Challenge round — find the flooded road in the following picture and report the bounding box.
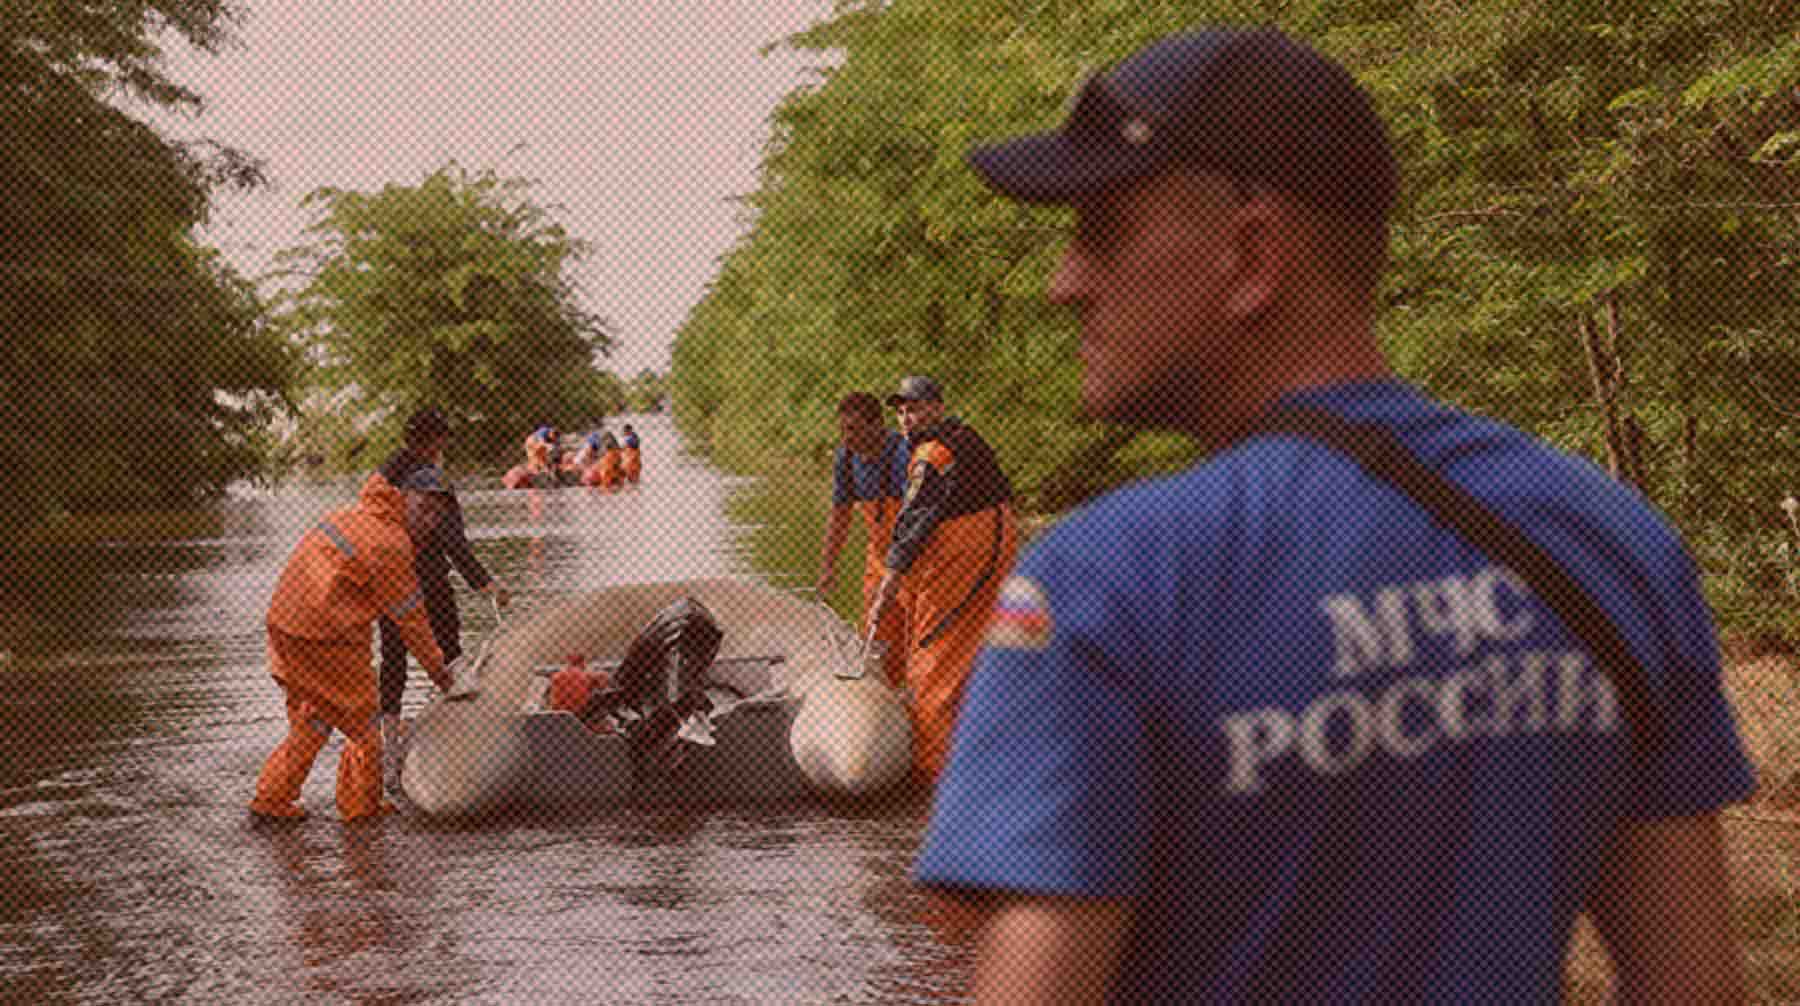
[0,414,974,1004]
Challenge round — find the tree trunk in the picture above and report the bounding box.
[1579,293,1650,493]
[923,300,945,352]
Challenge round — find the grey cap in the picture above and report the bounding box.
[886,375,943,407]
[401,465,455,495]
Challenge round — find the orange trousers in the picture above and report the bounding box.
[252,692,386,820]
[621,447,642,483]
[902,504,1019,785]
[252,632,387,821]
[583,450,624,489]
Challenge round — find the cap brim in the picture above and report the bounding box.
[967,132,1165,204]
[885,394,913,407]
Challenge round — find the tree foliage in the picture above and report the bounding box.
[272,163,616,468]
[670,0,1800,638]
[625,369,668,413]
[1,0,294,537]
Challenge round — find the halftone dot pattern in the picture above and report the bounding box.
[5,4,1795,1005]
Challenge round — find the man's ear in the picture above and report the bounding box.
[1224,199,1283,319]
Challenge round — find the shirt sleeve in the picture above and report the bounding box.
[830,447,855,507]
[439,496,492,592]
[885,444,952,575]
[915,541,1151,899]
[1621,544,1756,819]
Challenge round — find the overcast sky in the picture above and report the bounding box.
[154,1,838,376]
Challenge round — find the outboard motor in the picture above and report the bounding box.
[586,596,725,765]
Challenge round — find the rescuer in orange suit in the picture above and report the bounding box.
[620,424,643,483]
[864,376,1020,784]
[585,429,625,489]
[249,466,456,822]
[815,391,912,686]
[524,426,560,478]
[600,432,625,489]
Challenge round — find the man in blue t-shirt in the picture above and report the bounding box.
[915,26,1753,1004]
[817,391,913,685]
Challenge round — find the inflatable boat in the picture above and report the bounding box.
[398,578,911,818]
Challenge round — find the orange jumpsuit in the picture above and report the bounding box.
[621,446,642,483]
[523,430,557,476]
[251,472,446,821]
[598,447,624,489]
[887,421,1019,784]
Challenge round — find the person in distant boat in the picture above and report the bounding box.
[864,376,1019,785]
[250,464,457,822]
[523,425,560,478]
[374,409,510,786]
[620,424,643,483]
[576,427,614,467]
[816,391,912,686]
[580,428,625,489]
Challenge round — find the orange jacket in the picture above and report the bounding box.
[524,432,556,473]
[266,472,445,714]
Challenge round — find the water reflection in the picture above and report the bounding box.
[0,414,974,1004]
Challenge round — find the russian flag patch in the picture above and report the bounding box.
[986,576,1054,651]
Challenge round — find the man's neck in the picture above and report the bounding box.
[1183,310,1391,450]
[853,434,888,461]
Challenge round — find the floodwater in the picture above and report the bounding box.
[0,414,974,1004]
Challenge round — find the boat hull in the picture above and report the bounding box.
[400,578,855,817]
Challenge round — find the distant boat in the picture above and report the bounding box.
[399,578,913,817]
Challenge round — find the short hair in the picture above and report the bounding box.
[1205,170,1389,297]
[403,408,450,448]
[837,392,882,424]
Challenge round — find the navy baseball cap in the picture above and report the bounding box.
[886,375,944,407]
[967,28,1396,222]
[402,465,455,495]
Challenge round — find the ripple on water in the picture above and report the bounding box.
[4,416,977,1005]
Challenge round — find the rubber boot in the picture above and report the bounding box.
[337,719,393,822]
[251,701,330,820]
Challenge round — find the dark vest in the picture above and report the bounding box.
[913,420,1012,519]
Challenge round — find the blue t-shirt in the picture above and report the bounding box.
[831,430,909,507]
[916,380,1753,1004]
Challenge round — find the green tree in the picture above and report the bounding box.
[625,369,667,413]
[572,369,629,427]
[272,162,616,468]
[1358,0,1800,634]
[1,0,294,539]
[671,0,1800,638]
[670,0,1199,499]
